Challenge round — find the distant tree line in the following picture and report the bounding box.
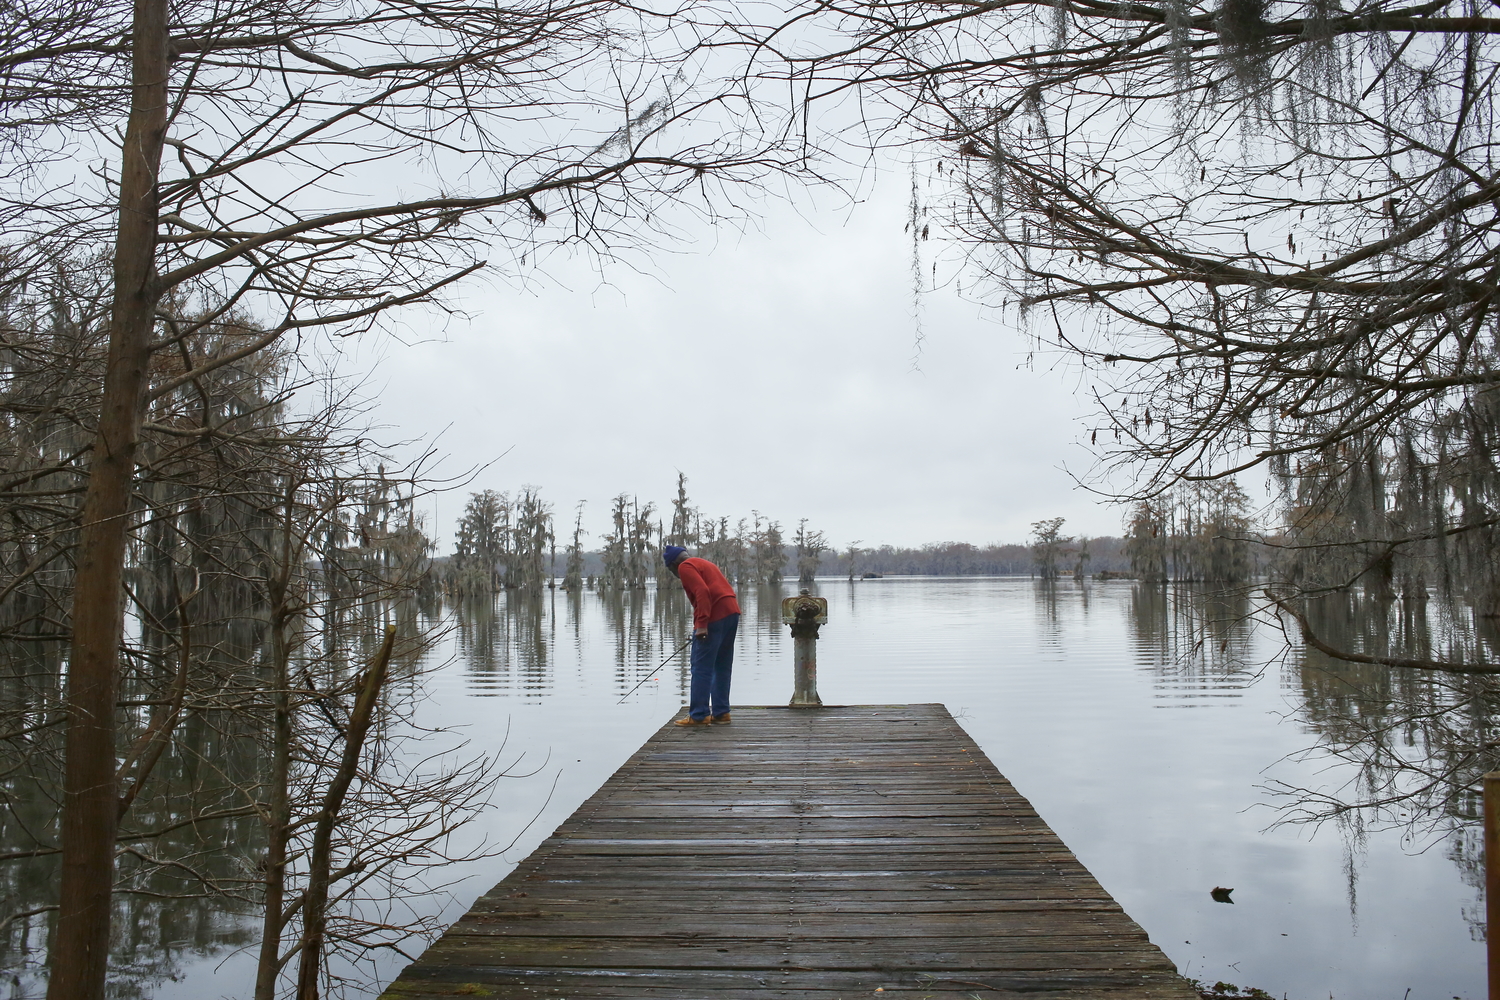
[436,475,1163,581]
[438,537,1141,581]
[437,474,824,595]
[447,474,1473,590]
[442,465,1499,596]
[854,538,1127,578]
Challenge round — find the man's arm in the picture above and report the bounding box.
[676,561,711,636]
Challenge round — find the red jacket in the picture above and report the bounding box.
[677,557,740,631]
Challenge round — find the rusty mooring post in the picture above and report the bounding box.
[781,588,827,707]
[1487,771,1500,998]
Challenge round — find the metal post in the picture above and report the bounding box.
[790,622,822,707]
[783,589,826,708]
[1487,771,1500,999]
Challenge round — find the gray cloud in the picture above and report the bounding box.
[372,171,1126,550]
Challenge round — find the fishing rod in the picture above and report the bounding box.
[617,637,693,704]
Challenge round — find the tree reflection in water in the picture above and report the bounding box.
[1255,593,1500,930]
[1,634,262,998]
[1125,583,1500,932]
[4,579,498,1000]
[1127,583,1262,703]
[601,589,653,699]
[453,584,704,706]
[458,591,551,696]
[652,586,693,703]
[13,578,1498,994]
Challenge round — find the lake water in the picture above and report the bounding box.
[10,577,1490,998]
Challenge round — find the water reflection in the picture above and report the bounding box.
[412,582,1499,999]
[457,592,551,694]
[1271,592,1500,835]
[603,589,654,697]
[740,584,788,676]
[3,580,485,1000]
[1127,584,1260,703]
[1,635,263,999]
[6,578,1496,999]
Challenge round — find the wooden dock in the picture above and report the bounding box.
[382,705,1195,999]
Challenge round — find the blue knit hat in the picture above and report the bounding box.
[663,545,687,567]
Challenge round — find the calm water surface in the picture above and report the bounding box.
[150,578,1488,998]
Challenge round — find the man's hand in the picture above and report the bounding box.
[694,628,708,640]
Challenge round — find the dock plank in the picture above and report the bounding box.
[380,705,1194,999]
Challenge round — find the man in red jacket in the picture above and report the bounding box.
[664,545,740,725]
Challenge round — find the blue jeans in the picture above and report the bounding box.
[689,613,739,720]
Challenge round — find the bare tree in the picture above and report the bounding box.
[1030,517,1072,580]
[511,487,554,591]
[1072,537,1091,580]
[659,473,697,587]
[2,0,812,990]
[774,0,1500,615]
[786,0,1500,467]
[743,512,784,586]
[627,499,658,589]
[598,494,632,591]
[794,518,827,585]
[1125,501,1171,584]
[0,270,503,998]
[768,0,1500,855]
[246,453,494,1000]
[562,502,587,591]
[452,491,511,595]
[1126,482,1256,583]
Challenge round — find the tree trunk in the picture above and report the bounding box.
[257,481,301,1000]
[47,0,168,995]
[295,625,396,1000]
[255,598,294,1000]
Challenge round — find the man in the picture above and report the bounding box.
[663,545,740,725]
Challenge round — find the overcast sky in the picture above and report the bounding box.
[353,166,1138,552]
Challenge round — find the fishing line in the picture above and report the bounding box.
[616,637,693,704]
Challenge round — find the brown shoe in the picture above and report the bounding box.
[711,713,731,724]
[674,716,710,726]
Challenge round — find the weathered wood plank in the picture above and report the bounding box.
[380,705,1193,1000]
